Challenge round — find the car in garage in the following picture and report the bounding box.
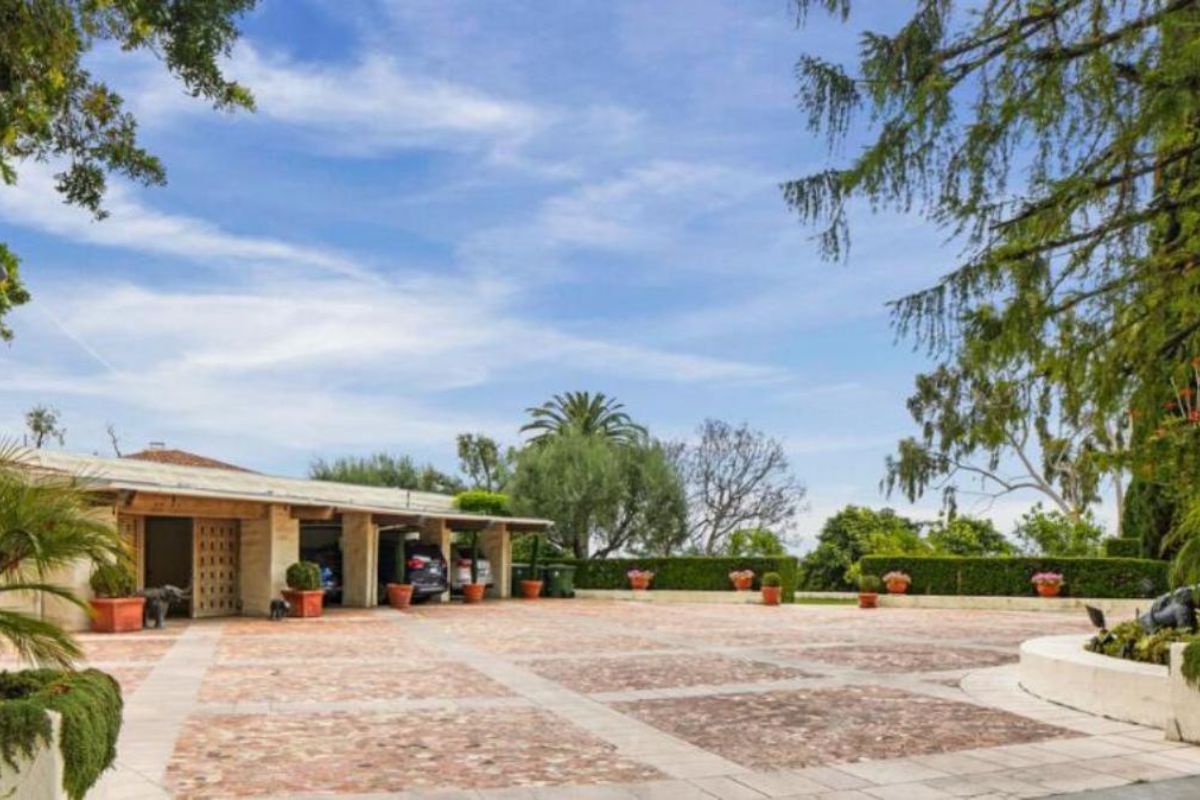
[378,537,449,603]
[450,547,493,594]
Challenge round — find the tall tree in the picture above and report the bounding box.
[309,453,464,494]
[799,505,926,591]
[677,419,805,555]
[456,433,512,492]
[0,0,258,339]
[789,1,1200,539]
[25,405,65,449]
[521,391,647,445]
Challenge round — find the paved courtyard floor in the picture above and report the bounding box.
[44,600,1200,798]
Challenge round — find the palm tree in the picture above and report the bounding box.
[0,445,126,666]
[521,391,647,444]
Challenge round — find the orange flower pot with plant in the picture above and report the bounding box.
[462,530,486,604]
[882,571,911,595]
[1032,572,1064,598]
[282,561,325,618]
[729,569,755,591]
[89,560,144,633]
[520,533,545,599]
[761,571,783,606]
[857,574,881,609]
[627,568,654,591]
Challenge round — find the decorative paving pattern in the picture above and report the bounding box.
[102,666,154,695]
[199,661,513,703]
[526,652,820,693]
[775,642,1017,673]
[612,684,1075,769]
[164,708,662,797]
[215,631,437,661]
[80,637,176,663]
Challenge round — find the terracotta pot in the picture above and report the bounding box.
[463,583,486,604]
[886,580,910,595]
[387,583,414,609]
[761,586,782,606]
[731,575,754,592]
[89,597,145,633]
[520,579,544,599]
[1036,583,1062,598]
[629,574,652,591]
[858,592,879,609]
[282,589,325,618]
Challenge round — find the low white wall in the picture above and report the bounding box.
[879,594,1147,617]
[574,589,764,604]
[1019,634,1169,728]
[1167,642,1200,743]
[0,710,66,800]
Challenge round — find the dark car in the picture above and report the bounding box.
[378,540,448,603]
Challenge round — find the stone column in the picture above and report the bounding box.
[239,505,299,617]
[420,517,452,602]
[481,522,511,599]
[341,512,379,608]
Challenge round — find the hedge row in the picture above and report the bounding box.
[561,557,798,602]
[858,555,1167,599]
[1103,537,1143,558]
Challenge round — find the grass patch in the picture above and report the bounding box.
[793,596,857,605]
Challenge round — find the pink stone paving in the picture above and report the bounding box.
[165,709,662,797]
[775,643,1017,673]
[526,652,820,693]
[215,631,437,662]
[102,666,153,696]
[199,661,513,703]
[612,684,1075,769]
[80,637,175,663]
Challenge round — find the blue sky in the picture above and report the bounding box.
[0,1,1094,546]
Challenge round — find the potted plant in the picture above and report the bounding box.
[761,571,783,606]
[89,560,144,633]
[386,541,414,610]
[883,571,911,594]
[1032,571,1065,597]
[858,574,882,609]
[729,569,755,591]
[628,568,654,590]
[283,561,325,617]
[462,531,486,603]
[520,534,544,599]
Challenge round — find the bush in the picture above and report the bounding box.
[762,571,782,588]
[564,557,798,602]
[858,574,882,593]
[1103,537,1142,558]
[88,561,136,598]
[285,561,321,591]
[453,489,511,517]
[0,669,123,800]
[858,555,1167,598]
[1085,620,1197,665]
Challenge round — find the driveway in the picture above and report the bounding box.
[70,600,1200,798]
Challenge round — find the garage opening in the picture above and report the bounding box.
[143,516,193,618]
[300,521,342,605]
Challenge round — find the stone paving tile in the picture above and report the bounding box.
[165,708,662,797]
[773,644,1015,674]
[80,637,176,662]
[611,685,1074,771]
[103,665,154,696]
[218,617,398,636]
[216,632,437,662]
[199,661,513,703]
[478,633,673,656]
[524,653,820,694]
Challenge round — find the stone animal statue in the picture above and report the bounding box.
[142,585,189,629]
[269,597,291,621]
[1138,585,1197,634]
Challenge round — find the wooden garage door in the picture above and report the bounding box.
[117,513,144,590]
[193,518,240,617]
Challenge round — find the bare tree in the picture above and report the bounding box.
[105,423,123,457]
[678,419,805,555]
[24,405,65,449]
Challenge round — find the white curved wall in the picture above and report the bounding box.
[1019,634,1169,728]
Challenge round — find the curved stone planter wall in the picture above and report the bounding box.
[1019,634,1169,728]
[0,710,66,800]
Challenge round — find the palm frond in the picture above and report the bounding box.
[0,609,83,668]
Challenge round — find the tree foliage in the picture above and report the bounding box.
[677,419,806,555]
[727,527,789,557]
[455,433,512,492]
[309,453,464,494]
[791,0,1200,527]
[0,0,258,338]
[1012,505,1106,557]
[924,513,1014,556]
[520,391,647,445]
[509,431,687,558]
[24,404,65,449]
[799,505,925,591]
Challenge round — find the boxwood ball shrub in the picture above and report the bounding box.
[858,574,882,593]
[761,571,783,588]
[285,561,322,591]
[564,557,798,602]
[0,669,123,800]
[858,555,1166,598]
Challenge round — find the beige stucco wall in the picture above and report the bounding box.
[239,504,299,616]
[481,523,511,599]
[341,511,378,607]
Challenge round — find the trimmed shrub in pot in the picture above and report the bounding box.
[520,534,544,599]
[761,571,783,606]
[386,541,413,610]
[462,531,486,603]
[88,560,144,633]
[882,570,911,595]
[283,561,324,618]
[858,574,882,609]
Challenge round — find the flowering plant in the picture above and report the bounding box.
[729,569,755,582]
[1031,572,1064,586]
[882,571,911,585]
[627,569,654,580]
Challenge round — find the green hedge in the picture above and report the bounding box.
[561,557,798,602]
[1103,537,1143,558]
[858,555,1167,599]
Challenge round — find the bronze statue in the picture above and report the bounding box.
[1137,586,1197,634]
[142,585,189,629]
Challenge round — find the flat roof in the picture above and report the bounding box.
[25,450,551,530]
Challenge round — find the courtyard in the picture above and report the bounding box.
[61,601,1200,798]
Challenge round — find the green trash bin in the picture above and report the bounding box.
[542,563,576,598]
[511,563,532,589]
